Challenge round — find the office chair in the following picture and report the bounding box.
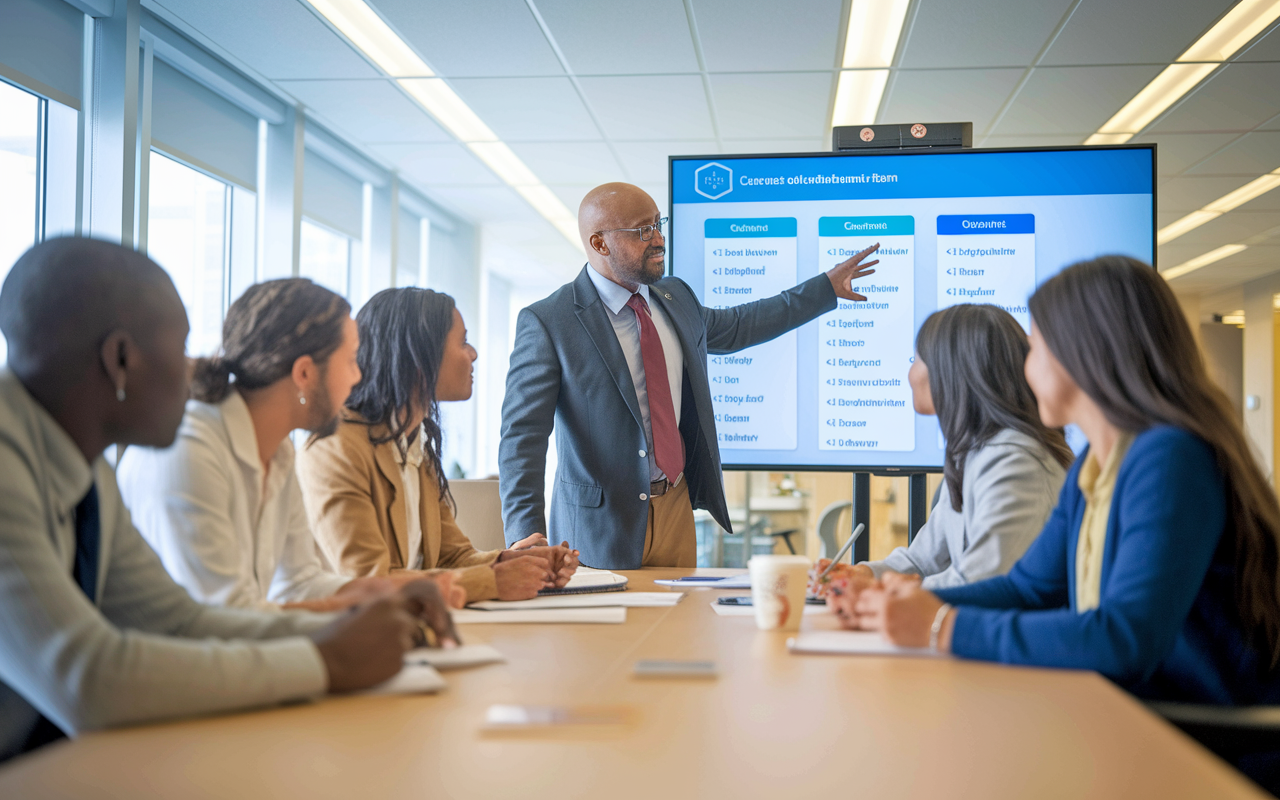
[1148,702,1280,795]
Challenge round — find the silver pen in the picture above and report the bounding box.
[816,523,866,583]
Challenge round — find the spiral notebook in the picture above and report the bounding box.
[537,567,628,596]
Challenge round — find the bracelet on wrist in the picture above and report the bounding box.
[930,603,953,652]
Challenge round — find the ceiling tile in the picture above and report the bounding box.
[883,68,1023,136]
[281,79,451,143]
[509,141,625,185]
[720,139,826,155]
[426,185,539,222]
[990,65,1163,137]
[899,0,1075,69]
[1183,131,1280,176]
[370,142,500,186]
[612,140,718,183]
[371,0,563,77]
[977,134,1088,148]
[1130,132,1240,176]
[1163,211,1280,250]
[536,0,699,75]
[1164,246,1280,292]
[1039,0,1236,66]
[1235,22,1280,62]
[1149,63,1280,134]
[450,77,601,141]
[693,0,842,72]
[710,73,833,139]
[1157,175,1266,211]
[149,0,381,79]
[578,76,715,140]
[549,185,595,214]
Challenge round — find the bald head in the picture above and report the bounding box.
[1,238,183,372]
[578,183,666,289]
[0,238,191,457]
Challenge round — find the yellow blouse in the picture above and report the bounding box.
[1075,432,1134,613]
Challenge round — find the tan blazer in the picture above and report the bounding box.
[295,411,500,601]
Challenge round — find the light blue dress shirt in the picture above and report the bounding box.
[586,264,685,482]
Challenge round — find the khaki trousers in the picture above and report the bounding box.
[641,479,698,567]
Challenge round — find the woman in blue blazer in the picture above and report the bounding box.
[831,255,1280,710]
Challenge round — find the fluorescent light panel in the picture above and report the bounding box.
[832,69,889,126]
[305,0,432,77]
[1161,243,1247,280]
[1157,168,1280,245]
[303,0,581,251]
[842,0,911,68]
[1088,1,1280,141]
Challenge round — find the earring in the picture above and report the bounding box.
[116,387,126,402]
[298,393,306,405]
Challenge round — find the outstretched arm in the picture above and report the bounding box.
[701,244,879,353]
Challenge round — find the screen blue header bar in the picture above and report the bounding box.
[818,216,914,236]
[672,148,1152,204]
[937,214,1034,235]
[704,217,797,238]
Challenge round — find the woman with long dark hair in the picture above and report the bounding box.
[815,304,1071,596]
[296,287,579,603]
[838,256,1280,711]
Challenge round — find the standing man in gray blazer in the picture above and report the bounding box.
[499,183,880,569]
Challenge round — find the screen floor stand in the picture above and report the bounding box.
[908,473,929,544]
[852,472,871,564]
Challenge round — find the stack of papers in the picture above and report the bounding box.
[404,644,507,670]
[362,663,447,695]
[451,607,627,624]
[710,601,830,617]
[786,630,944,658]
[469,592,681,610]
[654,574,752,589]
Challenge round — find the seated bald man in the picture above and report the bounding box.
[499,183,879,568]
[0,238,457,762]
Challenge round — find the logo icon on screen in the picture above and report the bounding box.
[694,162,733,200]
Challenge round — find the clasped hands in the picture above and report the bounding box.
[809,560,955,652]
[493,533,580,600]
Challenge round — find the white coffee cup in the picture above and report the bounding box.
[748,555,811,632]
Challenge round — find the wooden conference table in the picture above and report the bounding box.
[0,568,1268,799]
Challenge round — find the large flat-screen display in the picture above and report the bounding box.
[668,145,1155,471]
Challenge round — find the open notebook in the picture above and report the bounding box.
[538,566,628,596]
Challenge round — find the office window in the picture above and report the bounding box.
[147,151,256,357]
[300,218,358,300]
[0,79,76,364]
[396,209,429,289]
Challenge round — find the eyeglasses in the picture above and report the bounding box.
[595,217,668,242]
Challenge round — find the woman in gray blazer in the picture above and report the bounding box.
[816,304,1074,595]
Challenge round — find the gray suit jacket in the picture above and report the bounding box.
[499,266,837,569]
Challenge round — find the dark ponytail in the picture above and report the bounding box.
[191,278,350,403]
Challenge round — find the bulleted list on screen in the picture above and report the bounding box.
[936,214,1036,329]
[704,217,798,450]
[815,216,915,452]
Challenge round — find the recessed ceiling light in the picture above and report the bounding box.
[397,78,497,143]
[1161,243,1247,280]
[1157,168,1280,245]
[304,0,431,77]
[1157,209,1222,245]
[1095,63,1217,137]
[1179,0,1280,62]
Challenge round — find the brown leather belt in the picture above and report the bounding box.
[649,472,683,498]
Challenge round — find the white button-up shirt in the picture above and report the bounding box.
[394,432,426,570]
[118,392,349,609]
[586,264,685,481]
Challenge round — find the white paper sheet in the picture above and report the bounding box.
[653,574,752,589]
[786,630,944,658]
[710,601,830,617]
[404,644,506,670]
[451,607,627,624]
[469,592,681,611]
[361,663,447,695]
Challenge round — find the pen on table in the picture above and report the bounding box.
[816,523,866,583]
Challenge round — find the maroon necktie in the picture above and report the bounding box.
[625,293,684,481]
